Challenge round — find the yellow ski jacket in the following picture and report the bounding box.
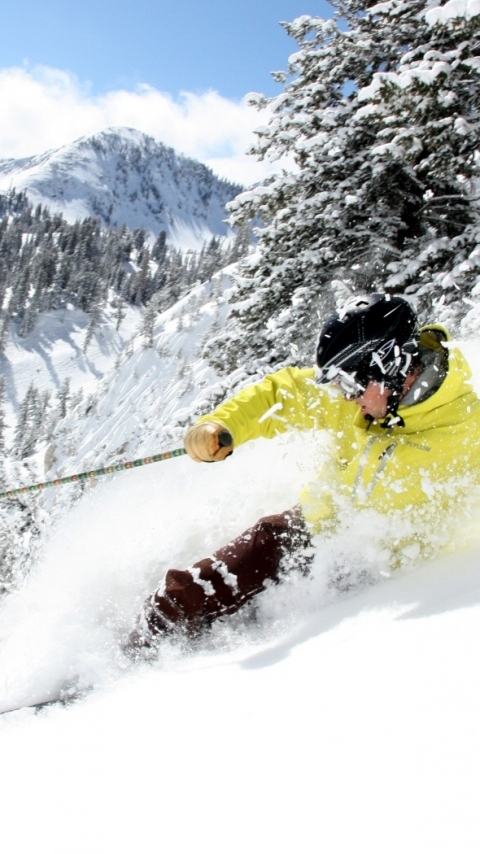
[199,326,480,531]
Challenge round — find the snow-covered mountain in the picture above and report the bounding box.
[0,128,241,249]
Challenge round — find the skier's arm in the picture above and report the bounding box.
[184,366,342,461]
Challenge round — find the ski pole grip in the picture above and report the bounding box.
[218,430,233,448]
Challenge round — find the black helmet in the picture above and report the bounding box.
[316,293,420,421]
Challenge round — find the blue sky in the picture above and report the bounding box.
[0,0,334,184]
[1,0,333,98]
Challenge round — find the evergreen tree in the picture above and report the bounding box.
[14,383,41,459]
[83,299,103,352]
[141,293,162,348]
[134,248,153,306]
[152,229,167,263]
[228,222,254,265]
[57,378,71,419]
[0,375,6,482]
[0,189,251,340]
[223,2,480,370]
[112,292,127,330]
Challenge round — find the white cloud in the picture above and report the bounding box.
[0,65,280,185]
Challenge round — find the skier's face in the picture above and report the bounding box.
[353,380,391,419]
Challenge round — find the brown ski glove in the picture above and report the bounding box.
[184,421,234,462]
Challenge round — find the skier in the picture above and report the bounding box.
[127,292,480,652]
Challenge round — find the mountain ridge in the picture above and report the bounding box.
[0,127,242,249]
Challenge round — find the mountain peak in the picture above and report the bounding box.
[0,128,242,249]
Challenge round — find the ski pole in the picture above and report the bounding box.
[0,448,186,500]
[0,431,233,501]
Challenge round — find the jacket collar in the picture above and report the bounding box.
[353,325,476,434]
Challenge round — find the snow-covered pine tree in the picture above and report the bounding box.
[151,229,167,263]
[14,383,42,459]
[0,191,244,341]
[227,222,254,265]
[141,292,162,348]
[219,1,480,371]
[57,378,71,420]
[0,375,6,481]
[356,0,480,321]
[133,248,153,306]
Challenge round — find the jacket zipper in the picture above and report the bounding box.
[352,437,398,502]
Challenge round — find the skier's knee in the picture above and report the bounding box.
[164,568,207,618]
[255,514,288,538]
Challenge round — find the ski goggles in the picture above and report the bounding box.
[322,366,366,399]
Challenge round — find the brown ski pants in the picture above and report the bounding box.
[137,508,313,641]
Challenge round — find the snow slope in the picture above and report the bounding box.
[1,283,480,851]
[0,128,241,249]
[1,304,141,427]
[0,433,480,853]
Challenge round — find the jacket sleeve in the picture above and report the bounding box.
[197,366,345,447]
